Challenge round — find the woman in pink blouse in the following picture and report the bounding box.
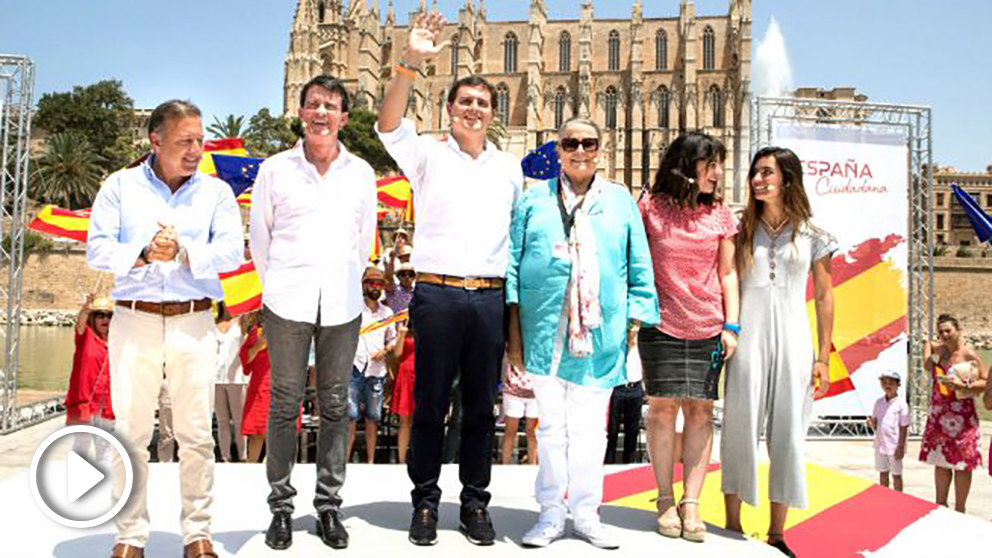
[638,132,739,543]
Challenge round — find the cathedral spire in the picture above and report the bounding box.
[387,0,395,24]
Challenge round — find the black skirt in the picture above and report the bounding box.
[637,327,723,400]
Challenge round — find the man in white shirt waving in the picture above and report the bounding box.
[376,11,523,547]
[250,75,377,551]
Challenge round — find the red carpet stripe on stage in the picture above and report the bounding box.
[839,315,907,371]
[601,463,721,503]
[785,484,938,558]
[805,234,904,300]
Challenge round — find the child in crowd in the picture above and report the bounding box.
[868,371,910,492]
[500,356,538,465]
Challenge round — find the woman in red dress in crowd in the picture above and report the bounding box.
[920,314,986,513]
[241,312,271,462]
[390,321,415,464]
[65,294,115,461]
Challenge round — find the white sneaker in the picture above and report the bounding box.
[522,519,566,548]
[574,521,620,550]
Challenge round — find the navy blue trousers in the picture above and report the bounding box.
[407,283,505,512]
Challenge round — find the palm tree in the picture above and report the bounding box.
[30,132,104,209]
[486,118,508,150]
[207,114,245,139]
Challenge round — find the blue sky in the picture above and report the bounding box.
[2,1,989,170]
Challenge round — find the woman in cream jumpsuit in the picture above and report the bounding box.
[721,147,836,557]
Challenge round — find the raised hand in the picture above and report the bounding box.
[405,11,449,65]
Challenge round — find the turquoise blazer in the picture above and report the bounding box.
[506,177,659,389]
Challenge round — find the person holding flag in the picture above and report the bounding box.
[249,74,377,551]
[377,10,523,547]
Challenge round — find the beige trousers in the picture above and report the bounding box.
[109,306,216,547]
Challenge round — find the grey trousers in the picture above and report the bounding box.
[263,306,361,514]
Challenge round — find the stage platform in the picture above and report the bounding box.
[1,461,990,557]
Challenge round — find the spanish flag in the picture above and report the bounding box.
[219,261,262,316]
[198,138,247,176]
[377,175,414,221]
[236,190,252,207]
[28,205,90,242]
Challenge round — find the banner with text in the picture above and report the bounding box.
[772,121,909,417]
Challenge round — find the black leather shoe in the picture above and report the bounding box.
[265,511,293,550]
[459,507,495,546]
[409,508,438,546]
[316,510,349,549]
[769,537,797,557]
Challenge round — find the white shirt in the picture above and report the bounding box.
[250,141,378,326]
[376,119,522,277]
[872,394,910,455]
[215,321,246,385]
[353,301,395,378]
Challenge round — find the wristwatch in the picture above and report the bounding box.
[138,246,149,264]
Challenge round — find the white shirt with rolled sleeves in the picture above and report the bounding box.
[249,141,378,326]
[375,118,523,278]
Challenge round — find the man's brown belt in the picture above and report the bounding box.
[416,273,505,290]
[116,298,212,317]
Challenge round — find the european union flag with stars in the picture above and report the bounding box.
[521,140,560,180]
[213,154,264,197]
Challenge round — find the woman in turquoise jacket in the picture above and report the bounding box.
[507,117,658,549]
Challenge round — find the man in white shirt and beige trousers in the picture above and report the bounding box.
[250,75,377,551]
[377,12,523,548]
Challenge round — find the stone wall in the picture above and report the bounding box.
[933,257,992,336]
[1,247,112,312]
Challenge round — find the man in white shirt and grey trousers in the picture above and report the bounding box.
[377,12,523,548]
[250,75,377,551]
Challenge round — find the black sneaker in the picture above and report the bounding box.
[459,507,496,546]
[265,511,293,550]
[409,508,438,546]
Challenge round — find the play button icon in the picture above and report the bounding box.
[67,450,106,502]
[29,425,133,528]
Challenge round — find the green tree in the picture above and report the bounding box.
[30,132,104,209]
[486,118,508,150]
[338,107,398,174]
[207,114,246,139]
[33,79,136,172]
[243,108,300,158]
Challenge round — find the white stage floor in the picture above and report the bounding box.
[1,463,784,557]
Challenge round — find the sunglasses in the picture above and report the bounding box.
[364,280,386,288]
[560,137,600,152]
[92,311,113,319]
[397,271,416,278]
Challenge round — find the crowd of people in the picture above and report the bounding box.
[63,11,992,558]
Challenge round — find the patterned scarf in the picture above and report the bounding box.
[559,174,602,357]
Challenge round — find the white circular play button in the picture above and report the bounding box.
[29,425,133,528]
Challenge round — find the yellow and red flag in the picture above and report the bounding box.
[219,261,262,316]
[198,138,247,176]
[236,190,252,206]
[28,205,90,242]
[360,310,408,336]
[377,175,414,222]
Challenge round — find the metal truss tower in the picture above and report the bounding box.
[0,55,35,433]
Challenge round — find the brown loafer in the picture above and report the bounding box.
[183,539,219,558]
[110,543,144,558]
